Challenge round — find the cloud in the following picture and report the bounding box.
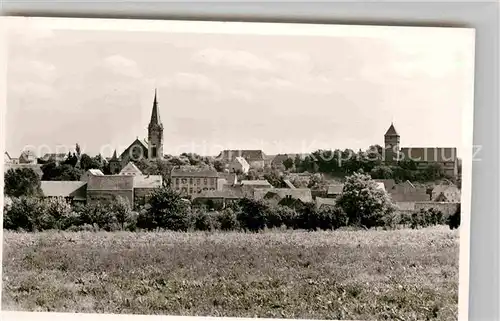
[192,48,274,71]
[10,60,57,83]
[9,82,57,101]
[103,55,142,78]
[159,72,253,102]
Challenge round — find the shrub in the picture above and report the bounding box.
[146,187,191,231]
[447,204,461,230]
[236,198,270,232]
[4,196,47,231]
[79,202,119,231]
[217,207,240,231]
[43,197,76,230]
[192,209,220,231]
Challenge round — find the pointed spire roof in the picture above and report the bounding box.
[385,122,399,136]
[110,150,119,161]
[149,88,162,127]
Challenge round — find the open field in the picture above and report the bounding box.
[2,226,459,320]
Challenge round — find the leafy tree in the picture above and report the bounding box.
[63,152,79,167]
[43,197,77,230]
[213,160,226,172]
[3,196,47,231]
[216,207,240,231]
[79,202,118,231]
[75,143,81,157]
[336,172,396,228]
[237,198,270,232]
[144,187,191,231]
[370,165,394,179]
[308,173,325,189]
[112,196,133,230]
[283,157,295,171]
[4,168,43,198]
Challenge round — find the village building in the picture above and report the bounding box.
[385,180,429,202]
[384,123,458,178]
[170,166,219,198]
[217,150,266,169]
[431,183,461,202]
[133,174,163,206]
[253,188,313,204]
[229,156,250,174]
[40,181,88,205]
[326,184,344,199]
[240,180,273,189]
[109,89,164,174]
[80,169,104,182]
[18,150,37,164]
[41,153,68,164]
[216,172,238,190]
[270,154,295,171]
[86,175,135,205]
[119,162,143,176]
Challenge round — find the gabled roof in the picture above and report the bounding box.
[283,179,296,189]
[233,156,250,167]
[41,181,87,200]
[119,162,143,176]
[134,175,162,188]
[171,166,219,178]
[385,123,399,136]
[88,169,104,176]
[119,139,148,160]
[218,150,266,161]
[327,184,344,195]
[399,147,458,162]
[241,180,272,186]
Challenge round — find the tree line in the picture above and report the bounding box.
[4,171,460,232]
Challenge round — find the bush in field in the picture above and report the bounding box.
[275,205,300,229]
[4,196,46,231]
[78,202,118,231]
[111,196,133,230]
[336,172,396,228]
[236,198,270,232]
[43,197,78,230]
[192,209,221,231]
[216,207,240,231]
[409,208,444,229]
[447,204,461,230]
[144,187,191,231]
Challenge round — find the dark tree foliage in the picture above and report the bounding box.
[4,168,43,197]
[447,204,461,230]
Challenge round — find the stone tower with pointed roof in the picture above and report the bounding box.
[109,149,121,174]
[384,122,400,163]
[148,89,164,160]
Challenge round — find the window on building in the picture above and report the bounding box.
[189,187,193,194]
[176,178,179,185]
[182,179,187,184]
[204,178,208,184]
[152,146,157,158]
[190,178,193,184]
[196,178,200,185]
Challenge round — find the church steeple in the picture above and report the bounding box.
[147,88,164,160]
[149,88,162,128]
[384,122,400,163]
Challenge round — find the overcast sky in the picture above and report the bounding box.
[5,18,475,158]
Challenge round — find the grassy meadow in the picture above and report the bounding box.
[2,226,459,320]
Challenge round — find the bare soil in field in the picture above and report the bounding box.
[2,226,459,320]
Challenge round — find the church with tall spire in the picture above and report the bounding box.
[109,89,164,174]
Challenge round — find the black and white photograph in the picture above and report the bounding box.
[1,17,474,321]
